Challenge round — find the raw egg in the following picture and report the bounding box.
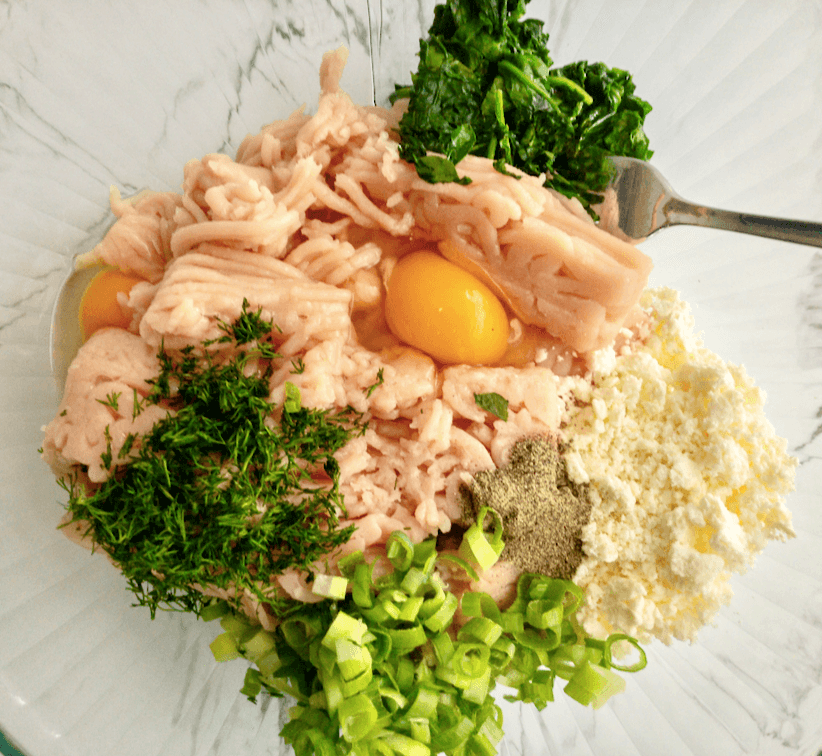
[79,267,145,340]
[384,250,509,364]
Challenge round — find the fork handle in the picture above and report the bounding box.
[666,197,822,247]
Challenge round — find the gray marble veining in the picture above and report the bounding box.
[1,1,821,755]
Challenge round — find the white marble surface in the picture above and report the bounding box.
[1,1,822,755]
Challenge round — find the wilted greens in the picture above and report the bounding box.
[391,0,653,214]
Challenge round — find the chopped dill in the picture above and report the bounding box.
[96,391,121,411]
[100,425,114,470]
[61,303,367,619]
[365,367,385,398]
[290,357,306,375]
[118,432,137,460]
[131,388,144,421]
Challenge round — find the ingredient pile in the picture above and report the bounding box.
[41,1,796,754]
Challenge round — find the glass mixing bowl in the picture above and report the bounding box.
[1,1,821,754]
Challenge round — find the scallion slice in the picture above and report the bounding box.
[207,535,647,755]
[312,574,348,600]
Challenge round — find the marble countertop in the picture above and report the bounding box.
[1,1,821,755]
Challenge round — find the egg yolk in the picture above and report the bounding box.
[384,251,509,365]
[79,268,145,340]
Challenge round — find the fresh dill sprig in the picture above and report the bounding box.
[61,303,367,619]
[118,432,137,460]
[100,425,114,470]
[365,367,385,398]
[96,392,121,411]
[131,388,144,421]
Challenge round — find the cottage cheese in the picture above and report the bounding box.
[564,287,796,643]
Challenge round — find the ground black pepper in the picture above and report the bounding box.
[461,435,591,579]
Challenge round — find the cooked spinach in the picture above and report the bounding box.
[391,0,653,214]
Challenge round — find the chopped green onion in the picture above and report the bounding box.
[388,625,427,653]
[319,669,344,714]
[368,627,393,666]
[379,684,408,713]
[283,381,302,413]
[431,714,474,752]
[432,632,455,666]
[312,574,348,600]
[398,595,425,622]
[451,643,491,679]
[474,712,504,755]
[219,614,252,641]
[338,693,378,743]
[208,537,647,755]
[241,627,277,663]
[335,638,372,681]
[412,539,438,570]
[436,553,480,582]
[406,685,439,719]
[352,562,374,609]
[400,567,428,596]
[386,531,414,571]
[337,550,365,578]
[489,637,516,670]
[257,648,282,678]
[200,599,230,622]
[458,617,503,647]
[423,591,458,633]
[395,656,415,693]
[525,599,564,631]
[603,633,648,673]
[342,667,372,697]
[378,731,431,756]
[322,611,366,649]
[410,717,432,744]
[459,507,504,571]
[461,591,502,623]
[209,631,240,662]
[379,599,402,621]
[281,614,324,655]
[563,661,626,708]
[240,667,263,702]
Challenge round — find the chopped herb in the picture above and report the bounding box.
[474,391,509,421]
[96,392,121,411]
[290,357,306,375]
[60,304,367,619]
[131,389,144,422]
[364,367,385,398]
[213,298,269,344]
[60,409,67,417]
[391,0,653,215]
[118,432,137,460]
[100,425,113,470]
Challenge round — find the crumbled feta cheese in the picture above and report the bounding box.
[564,287,796,644]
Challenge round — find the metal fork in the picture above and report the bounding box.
[600,156,822,247]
